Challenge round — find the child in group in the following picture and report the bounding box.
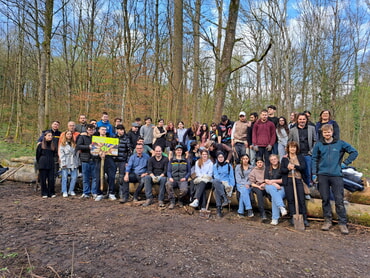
[36,131,58,198]
[59,130,79,197]
[235,154,254,218]
[281,141,309,227]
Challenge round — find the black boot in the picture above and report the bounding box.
[216,206,223,218]
[303,214,310,227]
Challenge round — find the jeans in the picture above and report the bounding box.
[248,148,256,166]
[303,155,312,187]
[166,180,188,203]
[144,175,167,201]
[237,185,252,214]
[120,173,144,200]
[61,167,78,194]
[265,185,285,220]
[256,147,272,167]
[234,142,247,164]
[212,179,228,207]
[81,161,97,195]
[318,175,347,225]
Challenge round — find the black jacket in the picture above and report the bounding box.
[36,142,57,170]
[280,154,306,186]
[113,134,132,163]
[76,135,94,163]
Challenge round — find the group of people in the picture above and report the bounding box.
[35,106,358,234]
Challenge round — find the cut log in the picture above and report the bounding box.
[10,156,35,164]
[345,187,370,205]
[1,165,37,183]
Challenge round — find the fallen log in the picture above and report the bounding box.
[10,156,35,165]
[1,165,37,183]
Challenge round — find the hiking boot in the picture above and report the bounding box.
[216,207,223,218]
[304,219,310,227]
[237,213,245,218]
[321,221,333,231]
[339,224,349,235]
[108,194,117,200]
[247,209,254,217]
[158,201,165,207]
[279,206,287,217]
[221,196,229,207]
[189,199,199,208]
[119,197,127,204]
[142,199,153,207]
[270,219,278,225]
[289,218,294,226]
[168,202,175,209]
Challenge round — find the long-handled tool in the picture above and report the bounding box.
[199,187,213,218]
[292,170,305,231]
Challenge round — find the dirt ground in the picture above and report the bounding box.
[0,181,369,278]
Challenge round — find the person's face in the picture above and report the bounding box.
[68,122,76,131]
[201,152,208,161]
[202,124,207,130]
[178,122,184,129]
[145,118,152,125]
[239,115,246,122]
[290,113,295,121]
[241,156,249,165]
[279,118,285,126]
[45,133,53,141]
[256,160,264,168]
[305,113,311,120]
[217,155,225,163]
[79,116,86,124]
[99,127,107,136]
[175,148,183,156]
[321,111,330,121]
[268,108,275,115]
[250,115,256,122]
[51,122,60,130]
[158,120,164,127]
[269,156,279,166]
[136,145,144,154]
[260,112,268,122]
[115,119,122,126]
[90,121,97,127]
[154,147,162,157]
[66,131,73,140]
[102,114,109,122]
[297,116,307,127]
[117,129,124,136]
[289,145,297,155]
[132,126,139,131]
[322,129,333,140]
[87,128,95,136]
[137,139,144,145]
[211,125,217,131]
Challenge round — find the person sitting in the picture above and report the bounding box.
[212,152,235,218]
[235,154,254,218]
[143,145,169,207]
[166,145,191,209]
[189,149,214,210]
[249,157,267,221]
[264,154,287,225]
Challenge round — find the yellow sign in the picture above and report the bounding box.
[91,136,119,156]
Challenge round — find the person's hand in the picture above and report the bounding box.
[266,145,272,151]
[124,174,129,182]
[253,145,259,151]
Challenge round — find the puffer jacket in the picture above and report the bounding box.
[59,143,79,169]
[113,134,132,163]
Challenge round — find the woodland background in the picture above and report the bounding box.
[0,0,369,170]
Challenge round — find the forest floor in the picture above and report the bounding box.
[0,181,369,278]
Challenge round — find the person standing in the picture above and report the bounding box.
[217,115,234,147]
[315,109,340,141]
[231,111,250,164]
[312,124,358,234]
[96,112,114,136]
[127,122,141,147]
[36,131,58,198]
[247,112,258,165]
[252,109,276,167]
[75,115,88,134]
[276,116,289,161]
[140,117,155,149]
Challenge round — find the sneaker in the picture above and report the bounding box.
[168,203,175,209]
[80,194,90,199]
[51,195,56,198]
[339,224,349,235]
[92,194,97,199]
[142,199,153,207]
[69,191,76,196]
[108,194,117,200]
[260,211,267,220]
[221,197,230,207]
[158,201,165,207]
[63,192,68,198]
[279,206,287,217]
[247,210,254,217]
[305,194,311,200]
[321,221,333,231]
[270,219,278,225]
[95,195,103,201]
[237,213,245,218]
[42,195,48,199]
[189,199,199,208]
[119,198,127,204]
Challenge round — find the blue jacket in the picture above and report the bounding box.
[312,139,358,177]
[213,163,235,187]
[97,120,113,136]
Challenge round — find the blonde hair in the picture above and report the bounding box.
[60,130,76,148]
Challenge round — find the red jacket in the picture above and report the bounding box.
[252,119,276,147]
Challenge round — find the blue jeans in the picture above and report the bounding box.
[61,167,78,194]
[237,185,252,214]
[318,175,347,225]
[144,175,167,201]
[82,161,97,195]
[265,185,285,220]
[303,155,312,187]
[212,179,228,207]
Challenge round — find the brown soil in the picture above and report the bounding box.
[0,182,369,278]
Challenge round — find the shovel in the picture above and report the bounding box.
[199,187,213,218]
[292,170,305,231]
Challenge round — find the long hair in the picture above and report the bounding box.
[286,141,300,156]
[276,116,289,137]
[197,149,209,168]
[268,154,280,176]
[319,109,332,122]
[239,154,250,179]
[41,131,56,151]
[60,130,76,148]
